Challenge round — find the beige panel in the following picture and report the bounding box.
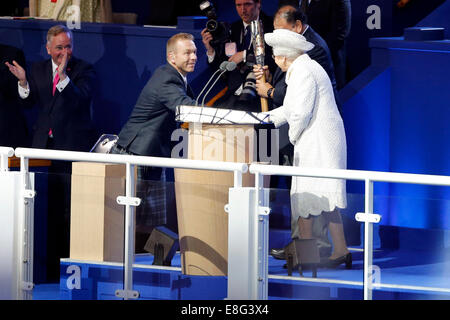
[175,123,259,276]
[70,162,125,262]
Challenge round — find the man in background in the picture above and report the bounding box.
[6,24,97,281]
[299,0,351,89]
[111,33,198,251]
[201,0,275,112]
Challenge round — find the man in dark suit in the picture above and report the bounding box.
[6,25,97,281]
[1,44,29,148]
[255,5,339,112]
[300,0,351,89]
[111,32,197,251]
[6,25,97,152]
[254,5,337,260]
[201,0,275,112]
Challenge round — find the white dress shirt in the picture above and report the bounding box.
[18,59,70,99]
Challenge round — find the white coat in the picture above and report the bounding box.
[269,54,347,219]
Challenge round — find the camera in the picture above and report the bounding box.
[199,1,230,47]
[238,71,257,102]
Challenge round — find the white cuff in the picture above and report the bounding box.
[207,50,215,63]
[56,75,70,92]
[18,81,30,99]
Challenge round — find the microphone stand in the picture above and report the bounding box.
[201,69,228,107]
[195,62,228,106]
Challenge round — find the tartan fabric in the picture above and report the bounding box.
[110,144,167,227]
[135,167,167,227]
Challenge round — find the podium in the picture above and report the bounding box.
[174,106,270,276]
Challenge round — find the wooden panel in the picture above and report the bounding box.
[70,162,125,262]
[175,124,258,276]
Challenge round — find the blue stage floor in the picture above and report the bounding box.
[32,246,450,300]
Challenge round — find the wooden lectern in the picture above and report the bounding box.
[174,105,270,276]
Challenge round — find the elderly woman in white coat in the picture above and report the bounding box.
[265,29,351,268]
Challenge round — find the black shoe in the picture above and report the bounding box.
[270,248,286,260]
[321,252,352,269]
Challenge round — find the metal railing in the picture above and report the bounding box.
[4,147,450,300]
[249,163,450,300]
[13,147,248,300]
[0,147,14,172]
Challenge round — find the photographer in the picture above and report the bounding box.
[200,0,275,112]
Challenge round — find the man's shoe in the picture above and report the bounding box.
[270,248,286,260]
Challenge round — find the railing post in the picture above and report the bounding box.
[115,163,140,300]
[234,170,242,188]
[227,166,269,300]
[1,154,8,172]
[255,172,270,300]
[363,179,374,300]
[355,178,381,300]
[18,156,35,300]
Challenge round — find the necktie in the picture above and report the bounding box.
[243,25,251,51]
[52,68,60,96]
[49,67,59,138]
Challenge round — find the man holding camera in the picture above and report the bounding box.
[200,0,275,112]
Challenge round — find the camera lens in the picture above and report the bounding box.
[206,19,218,32]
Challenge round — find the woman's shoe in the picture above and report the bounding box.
[322,252,352,269]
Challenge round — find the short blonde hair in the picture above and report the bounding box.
[47,25,73,44]
[166,33,194,57]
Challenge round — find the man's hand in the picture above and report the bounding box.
[201,28,215,56]
[253,64,273,98]
[5,60,28,88]
[58,50,69,81]
[253,64,271,82]
[256,78,273,98]
[228,51,245,65]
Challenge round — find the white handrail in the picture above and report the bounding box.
[14,148,248,175]
[0,147,14,172]
[14,147,249,300]
[249,162,450,300]
[249,163,450,186]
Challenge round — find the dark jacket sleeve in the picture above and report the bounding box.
[272,71,287,109]
[330,0,351,51]
[160,75,197,112]
[59,60,96,113]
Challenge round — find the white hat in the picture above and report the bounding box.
[265,29,314,58]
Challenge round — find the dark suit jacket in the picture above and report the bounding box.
[303,0,351,88]
[210,11,276,97]
[21,57,97,151]
[117,63,196,157]
[303,0,351,54]
[271,26,341,112]
[0,44,30,148]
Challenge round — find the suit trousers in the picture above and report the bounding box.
[110,145,167,227]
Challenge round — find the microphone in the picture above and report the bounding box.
[201,61,236,107]
[224,61,237,72]
[195,61,229,106]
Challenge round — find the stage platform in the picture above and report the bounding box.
[32,244,450,300]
